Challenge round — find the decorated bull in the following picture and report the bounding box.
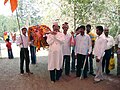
[28,25,51,51]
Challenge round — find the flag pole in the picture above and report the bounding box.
[16,9,24,48]
[16,9,21,34]
[16,9,27,60]
[14,0,24,48]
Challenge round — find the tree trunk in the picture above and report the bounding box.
[74,2,76,31]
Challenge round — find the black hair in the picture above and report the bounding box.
[64,22,68,24]
[6,38,9,42]
[86,24,91,29]
[96,26,103,32]
[21,27,27,31]
[80,25,85,30]
[76,27,80,31]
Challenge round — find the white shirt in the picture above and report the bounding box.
[63,34,71,55]
[16,35,29,48]
[115,34,120,48]
[75,33,92,55]
[103,34,115,50]
[93,34,107,60]
[47,32,65,70]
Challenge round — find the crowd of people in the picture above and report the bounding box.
[5,22,120,84]
[46,22,120,83]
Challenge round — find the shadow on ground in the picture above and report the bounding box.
[0,56,120,90]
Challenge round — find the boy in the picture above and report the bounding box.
[6,38,14,59]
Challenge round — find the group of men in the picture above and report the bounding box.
[47,22,117,83]
[16,22,120,84]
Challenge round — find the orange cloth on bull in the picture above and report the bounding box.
[28,27,33,41]
[28,25,51,51]
[39,25,51,34]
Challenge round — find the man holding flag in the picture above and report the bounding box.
[16,27,33,75]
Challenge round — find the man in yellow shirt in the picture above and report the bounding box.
[86,24,96,76]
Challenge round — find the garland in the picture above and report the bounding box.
[28,25,51,51]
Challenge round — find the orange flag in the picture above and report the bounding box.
[4,0,18,13]
[4,0,8,5]
[10,0,18,12]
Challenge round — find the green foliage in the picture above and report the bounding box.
[0,15,18,37]
[109,25,118,37]
[63,0,118,37]
[0,0,119,38]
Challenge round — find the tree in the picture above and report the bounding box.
[63,0,118,37]
[0,15,18,38]
[0,0,119,37]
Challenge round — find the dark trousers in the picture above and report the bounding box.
[20,48,30,73]
[71,50,75,70]
[8,49,14,59]
[50,69,62,82]
[30,46,36,64]
[76,54,87,77]
[117,49,120,75]
[86,53,94,73]
[63,55,70,75]
[102,49,112,74]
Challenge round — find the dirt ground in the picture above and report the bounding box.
[0,56,120,90]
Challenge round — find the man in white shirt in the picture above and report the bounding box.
[16,27,33,75]
[93,26,107,82]
[102,27,115,75]
[47,23,65,83]
[62,22,71,76]
[75,25,92,78]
